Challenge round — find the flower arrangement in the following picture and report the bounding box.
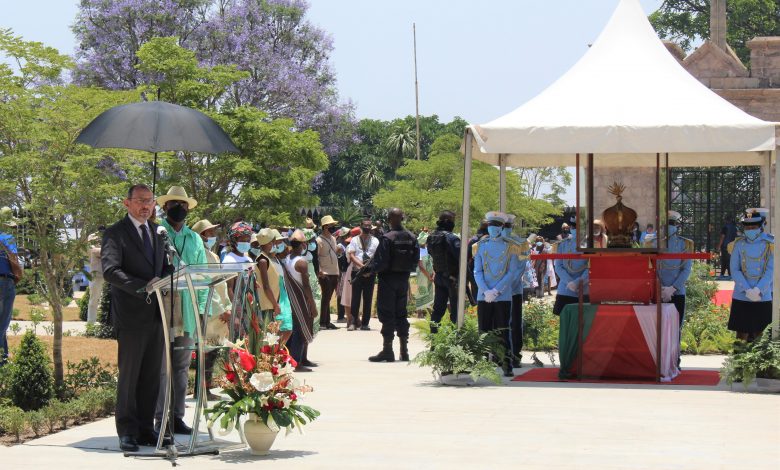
[204,321,320,434]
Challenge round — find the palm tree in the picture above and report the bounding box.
[385,125,417,169]
[359,156,387,193]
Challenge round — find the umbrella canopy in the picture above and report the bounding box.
[76,101,239,154]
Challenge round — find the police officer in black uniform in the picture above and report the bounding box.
[367,208,420,362]
[426,210,461,333]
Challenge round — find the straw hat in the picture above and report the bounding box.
[271,229,287,241]
[289,229,307,243]
[157,185,198,209]
[191,219,220,234]
[319,215,338,227]
[256,228,275,246]
[305,217,316,229]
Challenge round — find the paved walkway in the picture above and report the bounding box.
[3,322,779,469]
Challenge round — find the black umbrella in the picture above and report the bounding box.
[75,100,239,194]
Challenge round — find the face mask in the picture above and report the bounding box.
[308,241,317,252]
[328,226,338,234]
[236,241,251,254]
[440,220,455,232]
[361,227,371,234]
[249,247,261,257]
[536,241,543,247]
[668,226,678,236]
[487,226,502,238]
[206,237,217,249]
[167,204,188,223]
[273,244,283,254]
[744,228,760,241]
[562,229,570,236]
[502,227,512,238]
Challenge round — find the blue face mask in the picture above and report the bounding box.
[487,226,502,238]
[308,241,317,252]
[502,227,512,238]
[206,237,217,249]
[236,241,251,254]
[272,244,282,254]
[249,247,261,257]
[744,228,761,241]
[668,225,678,236]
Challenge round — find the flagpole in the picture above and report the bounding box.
[413,23,421,160]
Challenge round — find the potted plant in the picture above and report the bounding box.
[205,322,320,455]
[721,325,780,393]
[413,315,506,386]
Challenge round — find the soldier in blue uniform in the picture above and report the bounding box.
[727,209,774,341]
[656,210,694,365]
[503,214,528,368]
[552,216,590,315]
[474,211,520,377]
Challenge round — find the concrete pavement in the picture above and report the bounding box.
[2,321,779,469]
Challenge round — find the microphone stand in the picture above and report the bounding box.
[161,229,184,466]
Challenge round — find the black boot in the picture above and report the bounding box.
[368,337,395,362]
[399,336,410,361]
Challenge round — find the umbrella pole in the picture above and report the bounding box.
[152,152,158,196]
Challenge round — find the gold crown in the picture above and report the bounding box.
[607,182,625,198]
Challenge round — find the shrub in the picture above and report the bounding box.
[64,357,117,398]
[26,293,45,305]
[722,325,780,389]
[14,271,38,295]
[26,410,46,437]
[523,299,559,351]
[9,330,54,410]
[685,262,719,312]
[681,304,734,354]
[42,400,65,433]
[0,406,27,441]
[83,283,116,339]
[78,288,90,321]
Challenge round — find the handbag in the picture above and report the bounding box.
[0,239,23,284]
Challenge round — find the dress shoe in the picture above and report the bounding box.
[301,359,318,367]
[360,325,370,331]
[336,317,347,323]
[173,418,192,435]
[295,365,313,372]
[323,322,338,330]
[137,431,172,447]
[119,436,139,452]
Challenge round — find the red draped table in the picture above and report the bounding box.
[558,304,681,381]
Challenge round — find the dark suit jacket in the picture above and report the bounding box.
[101,215,174,331]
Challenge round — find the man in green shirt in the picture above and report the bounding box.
[154,186,207,435]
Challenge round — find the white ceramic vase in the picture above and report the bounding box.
[243,414,279,455]
[439,373,475,386]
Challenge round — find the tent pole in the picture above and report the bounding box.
[457,130,474,328]
[772,148,779,339]
[499,154,507,212]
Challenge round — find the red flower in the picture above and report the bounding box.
[289,393,297,401]
[271,366,279,375]
[238,349,257,372]
[276,401,284,409]
[262,404,272,411]
[288,357,298,368]
[261,345,272,354]
[226,371,237,383]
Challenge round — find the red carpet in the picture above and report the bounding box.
[511,367,721,386]
[713,290,733,306]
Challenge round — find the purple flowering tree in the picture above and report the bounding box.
[72,0,356,155]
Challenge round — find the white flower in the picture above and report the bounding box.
[278,363,294,376]
[249,372,274,392]
[282,397,291,409]
[264,332,280,345]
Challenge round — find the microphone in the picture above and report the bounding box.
[156,225,178,264]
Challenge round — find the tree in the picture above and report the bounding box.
[135,37,328,225]
[515,167,573,209]
[373,134,557,231]
[73,0,356,156]
[385,125,417,169]
[650,0,780,64]
[0,30,140,393]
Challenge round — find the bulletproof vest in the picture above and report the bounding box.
[385,229,420,273]
[427,231,458,276]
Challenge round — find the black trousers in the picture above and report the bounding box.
[671,294,686,331]
[377,272,411,340]
[510,294,523,360]
[318,274,339,326]
[351,273,376,327]
[720,250,731,277]
[477,300,511,361]
[115,323,164,438]
[430,275,458,332]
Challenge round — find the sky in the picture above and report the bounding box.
[1,0,667,204]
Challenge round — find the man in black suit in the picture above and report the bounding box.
[102,184,174,451]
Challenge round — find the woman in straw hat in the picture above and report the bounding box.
[254,228,293,346]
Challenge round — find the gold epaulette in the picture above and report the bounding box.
[683,238,694,253]
[549,241,559,254]
[471,235,487,256]
[727,238,741,255]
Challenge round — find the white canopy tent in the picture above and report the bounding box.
[457,0,779,335]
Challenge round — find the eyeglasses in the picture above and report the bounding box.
[130,198,156,205]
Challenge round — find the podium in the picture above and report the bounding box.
[146,262,255,456]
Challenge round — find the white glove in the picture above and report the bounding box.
[566,281,579,293]
[483,289,499,303]
[661,286,676,303]
[745,287,762,302]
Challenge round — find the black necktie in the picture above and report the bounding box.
[140,224,154,263]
